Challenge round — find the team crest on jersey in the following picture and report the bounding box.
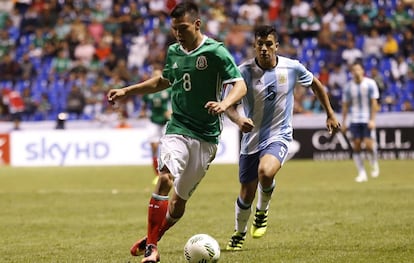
[196,56,208,70]
[278,74,287,85]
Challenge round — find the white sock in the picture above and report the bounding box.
[235,197,251,234]
[352,152,365,174]
[256,180,275,211]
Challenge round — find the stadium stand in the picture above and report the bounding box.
[0,0,413,129]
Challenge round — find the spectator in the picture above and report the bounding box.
[88,17,104,44]
[111,59,131,83]
[382,32,399,58]
[83,84,105,119]
[49,49,71,79]
[342,39,363,67]
[224,25,247,55]
[74,37,95,66]
[70,17,87,42]
[20,5,39,35]
[328,63,347,112]
[363,28,384,61]
[3,88,24,130]
[390,3,412,31]
[54,17,71,41]
[372,8,392,35]
[0,54,21,84]
[36,92,52,120]
[300,8,321,38]
[357,13,373,35]
[325,43,344,66]
[19,53,37,81]
[390,55,409,84]
[322,5,345,33]
[111,34,128,61]
[401,100,413,111]
[94,39,111,62]
[238,0,263,25]
[0,30,15,58]
[370,67,387,104]
[21,87,37,121]
[317,23,333,50]
[65,84,86,119]
[400,30,414,58]
[127,36,148,69]
[278,33,298,58]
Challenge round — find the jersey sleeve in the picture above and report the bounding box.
[215,44,243,84]
[295,60,314,87]
[369,79,380,100]
[342,84,350,103]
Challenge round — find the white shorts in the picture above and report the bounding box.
[147,122,166,143]
[159,134,217,200]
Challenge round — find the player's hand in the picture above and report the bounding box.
[326,116,341,135]
[204,101,228,115]
[238,117,254,133]
[107,88,127,105]
[368,120,376,130]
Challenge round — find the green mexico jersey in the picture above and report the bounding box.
[162,36,242,144]
[142,89,171,125]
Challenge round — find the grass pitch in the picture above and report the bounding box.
[0,160,413,263]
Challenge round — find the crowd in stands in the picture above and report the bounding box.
[0,0,413,130]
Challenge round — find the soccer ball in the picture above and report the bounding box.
[184,234,221,263]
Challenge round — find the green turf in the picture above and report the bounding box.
[0,160,413,263]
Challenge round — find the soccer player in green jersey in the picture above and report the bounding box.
[106,2,247,262]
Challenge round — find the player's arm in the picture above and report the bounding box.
[368,98,378,130]
[341,99,349,132]
[310,77,340,134]
[107,76,170,105]
[205,79,247,115]
[226,105,254,133]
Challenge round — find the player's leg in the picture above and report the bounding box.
[138,135,190,262]
[130,170,172,258]
[251,141,288,238]
[365,129,379,177]
[156,135,217,243]
[226,152,259,251]
[150,141,160,185]
[350,124,367,182]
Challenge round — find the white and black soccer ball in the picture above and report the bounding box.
[184,234,221,263]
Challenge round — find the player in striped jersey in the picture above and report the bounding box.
[107,2,246,262]
[225,25,340,250]
[342,62,380,182]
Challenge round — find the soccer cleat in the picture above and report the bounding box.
[141,244,160,263]
[226,231,246,251]
[355,171,368,183]
[250,209,268,238]
[371,163,380,178]
[130,236,147,256]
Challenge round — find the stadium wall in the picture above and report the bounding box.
[1,113,413,166]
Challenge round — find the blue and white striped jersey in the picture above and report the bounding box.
[342,77,379,124]
[238,56,313,154]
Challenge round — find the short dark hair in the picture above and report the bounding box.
[170,1,199,21]
[254,25,278,41]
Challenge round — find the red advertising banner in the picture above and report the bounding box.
[0,133,10,165]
